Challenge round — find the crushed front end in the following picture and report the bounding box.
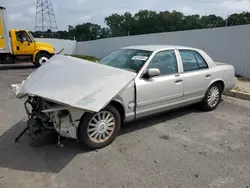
[16,96,84,143]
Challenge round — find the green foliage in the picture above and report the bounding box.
[32,10,250,41]
[227,12,250,26]
[68,54,99,62]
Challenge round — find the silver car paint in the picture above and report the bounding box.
[12,55,136,112]
[126,46,236,120]
[12,45,237,139]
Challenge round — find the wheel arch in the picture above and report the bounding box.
[208,79,225,92]
[33,50,52,63]
[77,100,125,140]
[108,100,125,123]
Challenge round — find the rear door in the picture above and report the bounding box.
[178,50,211,101]
[0,16,4,49]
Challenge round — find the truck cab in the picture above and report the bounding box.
[0,6,55,67]
[9,29,55,67]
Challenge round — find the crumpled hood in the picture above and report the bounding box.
[12,55,136,112]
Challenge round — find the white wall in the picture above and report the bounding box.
[36,25,250,78]
[76,25,250,78]
[35,38,77,55]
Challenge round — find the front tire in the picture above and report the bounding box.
[201,84,222,111]
[34,52,51,68]
[78,105,121,149]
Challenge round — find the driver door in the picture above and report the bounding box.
[14,31,35,55]
[135,50,184,118]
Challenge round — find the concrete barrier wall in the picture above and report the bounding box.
[76,25,250,78]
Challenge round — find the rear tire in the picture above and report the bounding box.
[34,52,51,68]
[201,83,222,111]
[78,105,121,149]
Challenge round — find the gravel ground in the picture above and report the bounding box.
[0,68,250,188]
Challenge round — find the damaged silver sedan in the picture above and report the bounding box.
[11,45,237,149]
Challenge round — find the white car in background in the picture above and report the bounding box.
[12,45,237,149]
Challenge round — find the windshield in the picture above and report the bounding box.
[98,49,153,73]
[28,31,35,41]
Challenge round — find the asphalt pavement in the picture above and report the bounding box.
[0,68,250,188]
[0,63,35,70]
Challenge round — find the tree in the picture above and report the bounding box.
[168,11,185,31]
[105,13,126,36]
[133,10,159,34]
[156,11,171,32]
[72,22,102,41]
[99,27,112,38]
[201,15,225,28]
[182,14,201,30]
[31,10,250,40]
[227,12,250,26]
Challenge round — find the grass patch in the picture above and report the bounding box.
[237,77,250,82]
[235,74,250,82]
[67,54,99,62]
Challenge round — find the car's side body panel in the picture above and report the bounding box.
[123,46,236,122]
[181,69,211,101]
[113,81,136,122]
[135,74,184,118]
[133,48,183,118]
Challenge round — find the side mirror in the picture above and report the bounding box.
[145,68,160,78]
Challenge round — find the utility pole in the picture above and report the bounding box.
[225,15,229,27]
[35,0,58,37]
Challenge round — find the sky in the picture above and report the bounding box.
[1,0,250,31]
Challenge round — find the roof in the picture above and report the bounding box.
[0,6,6,9]
[122,45,196,51]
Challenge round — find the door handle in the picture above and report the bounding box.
[206,74,211,78]
[175,79,183,83]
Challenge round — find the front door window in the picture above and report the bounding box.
[15,31,33,43]
[147,50,178,75]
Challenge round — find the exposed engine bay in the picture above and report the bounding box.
[15,96,85,143]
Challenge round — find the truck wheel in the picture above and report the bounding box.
[201,83,222,111]
[34,52,51,68]
[78,105,121,149]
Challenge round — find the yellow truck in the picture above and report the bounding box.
[0,6,55,67]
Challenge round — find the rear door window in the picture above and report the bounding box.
[193,51,208,69]
[179,50,208,72]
